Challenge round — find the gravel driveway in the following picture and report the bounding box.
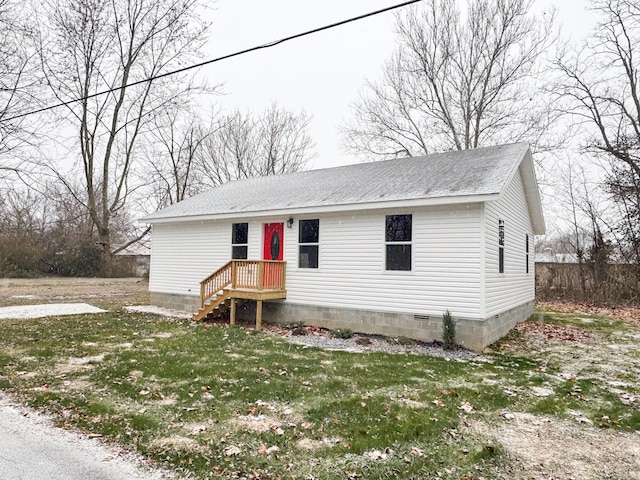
[0,394,173,480]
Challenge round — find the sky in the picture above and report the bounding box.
[195,0,599,170]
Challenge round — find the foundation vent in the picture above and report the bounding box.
[414,314,430,322]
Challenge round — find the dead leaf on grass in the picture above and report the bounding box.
[459,401,475,413]
[223,445,242,456]
[410,446,424,457]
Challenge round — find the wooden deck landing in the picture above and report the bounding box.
[193,260,286,328]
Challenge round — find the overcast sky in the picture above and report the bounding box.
[197,0,598,170]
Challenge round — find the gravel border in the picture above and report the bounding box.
[278,331,477,361]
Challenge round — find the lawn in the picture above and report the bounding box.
[0,283,639,479]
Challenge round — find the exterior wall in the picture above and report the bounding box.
[149,216,281,296]
[149,204,484,319]
[483,167,535,317]
[149,194,537,349]
[285,205,482,318]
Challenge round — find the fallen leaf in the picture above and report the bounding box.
[257,444,267,456]
[410,447,424,457]
[367,449,386,461]
[459,401,475,413]
[223,445,242,456]
[301,421,313,430]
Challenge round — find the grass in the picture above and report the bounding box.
[0,306,639,479]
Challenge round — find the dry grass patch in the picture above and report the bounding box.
[149,435,208,455]
[473,412,640,480]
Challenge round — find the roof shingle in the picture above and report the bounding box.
[142,143,530,222]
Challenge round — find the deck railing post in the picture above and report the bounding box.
[258,261,264,290]
[231,261,237,289]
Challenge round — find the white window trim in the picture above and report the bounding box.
[384,214,413,272]
[298,219,320,269]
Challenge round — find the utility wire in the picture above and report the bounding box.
[2,0,422,123]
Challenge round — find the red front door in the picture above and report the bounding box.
[263,223,284,261]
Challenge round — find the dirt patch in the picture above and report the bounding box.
[0,277,148,308]
[473,412,640,480]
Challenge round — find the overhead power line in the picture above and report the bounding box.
[2,0,422,123]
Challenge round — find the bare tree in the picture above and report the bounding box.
[0,0,38,172]
[556,0,640,264]
[37,0,208,275]
[343,0,557,159]
[198,104,314,187]
[142,107,213,209]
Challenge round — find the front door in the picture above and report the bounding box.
[263,223,284,261]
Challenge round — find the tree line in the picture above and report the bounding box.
[1,0,639,298]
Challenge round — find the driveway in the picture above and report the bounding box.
[0,395,172,480]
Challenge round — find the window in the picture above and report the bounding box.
[298,219,319,268]
[231,223,248,259]
[498,219,505,273]
[525,233,530,274]
[386,214,412,271]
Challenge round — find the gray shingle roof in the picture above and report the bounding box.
[142,143,531,222]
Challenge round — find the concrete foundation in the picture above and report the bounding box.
[150,291,200,313]
[150,291,533,352]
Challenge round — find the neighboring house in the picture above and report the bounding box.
[141,143,544,351]
[114,243,151,277]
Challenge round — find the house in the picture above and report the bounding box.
[114,243,151,277]
[141,143,545,351]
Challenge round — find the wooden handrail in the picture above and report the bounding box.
[199,260,286,307]
[200,260,233,306]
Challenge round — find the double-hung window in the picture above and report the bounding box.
[298,219,319,268]
[498,219,505,273]
[525,233,530,274]
[385,214,412,271]
[231,223,248,259]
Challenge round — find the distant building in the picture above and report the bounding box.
[114,243,150,277]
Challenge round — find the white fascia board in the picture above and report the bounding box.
[142,193,500,224]
[497,147,545,235]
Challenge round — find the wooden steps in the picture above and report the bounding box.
[193,260,287,325]
[193,289,230,321]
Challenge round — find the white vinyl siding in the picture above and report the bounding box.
[150,205,483,318]
[284,205,482,318]
[149,217,269,295]
[483,167,535,317]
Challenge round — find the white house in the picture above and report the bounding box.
[142,143,544,351]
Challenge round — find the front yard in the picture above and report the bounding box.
[0,279,639,479]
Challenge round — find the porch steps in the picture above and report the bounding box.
[193,289,230,321]
[193,260,287,327]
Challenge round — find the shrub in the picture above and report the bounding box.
[331,328,353,339]
[442,309,456,350]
